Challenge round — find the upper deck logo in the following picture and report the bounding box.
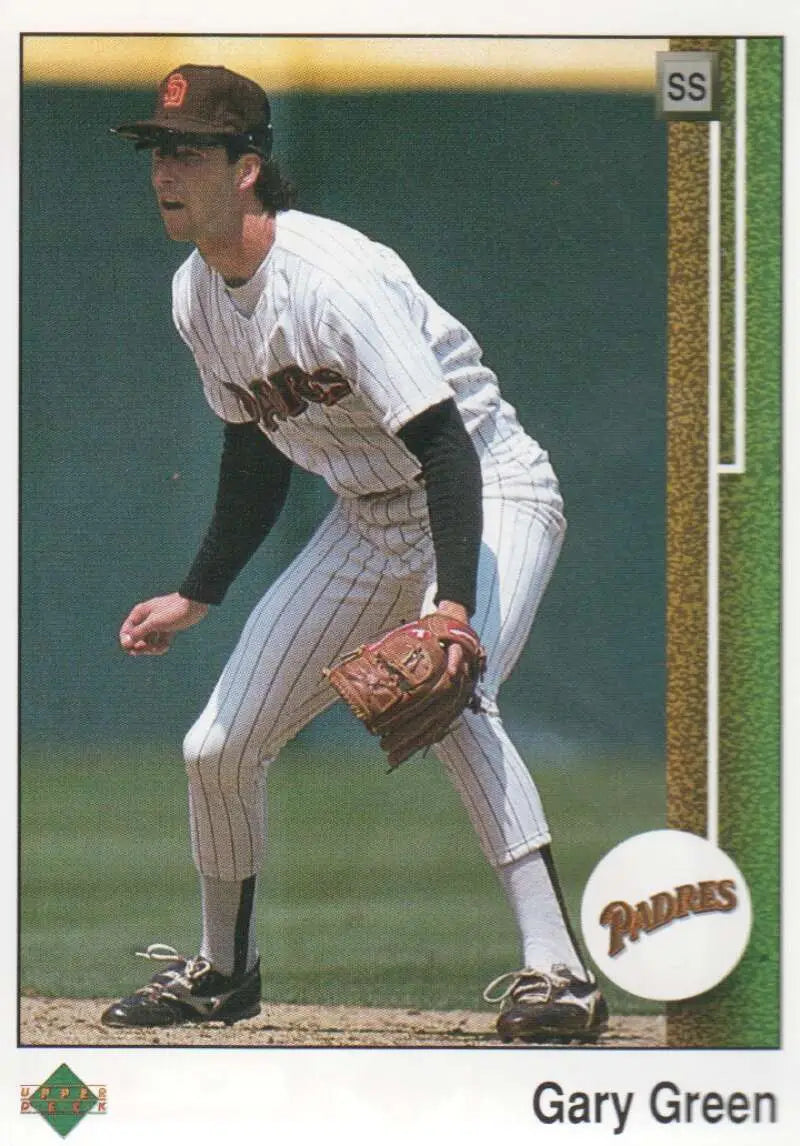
[20,1063,107,1138]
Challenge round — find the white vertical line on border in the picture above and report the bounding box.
[719,36,748,475]
[709,39,748,845]
[708,117,722,847]
[734,37,748,470]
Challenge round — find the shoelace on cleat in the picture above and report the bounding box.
[482,966,573,1006]
[135,942,185,963]
[133,943,212,1001]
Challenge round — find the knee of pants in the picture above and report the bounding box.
[183,718,265,793]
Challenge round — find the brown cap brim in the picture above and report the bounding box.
[111,123,271,155]
[113,118,246,137]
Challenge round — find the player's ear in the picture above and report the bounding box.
[236,154,262,192]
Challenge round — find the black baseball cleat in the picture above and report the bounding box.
[101,944,261,1027]
[483,964,608,1044]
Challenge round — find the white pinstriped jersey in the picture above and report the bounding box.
[172,209,540,499]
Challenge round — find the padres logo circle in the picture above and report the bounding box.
[580,830,752,1001]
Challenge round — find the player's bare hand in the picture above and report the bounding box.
[436,600,472,677]
[119,593,209,656]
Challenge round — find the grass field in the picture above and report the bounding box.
[20,740,664,1016]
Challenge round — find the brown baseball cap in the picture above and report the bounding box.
[112,64,273,156]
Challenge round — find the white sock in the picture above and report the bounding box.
[497,847,588,979]
[199,875,259,978]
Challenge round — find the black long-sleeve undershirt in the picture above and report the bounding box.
[179,421,292,605]
[179,398,483,614]
[396,398,483,615]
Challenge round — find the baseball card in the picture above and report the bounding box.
[6,0,799,1141]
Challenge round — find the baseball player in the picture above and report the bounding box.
[103,63,608,1043]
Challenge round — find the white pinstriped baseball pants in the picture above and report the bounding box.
[183,445,566,882]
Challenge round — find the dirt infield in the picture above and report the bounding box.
[21,997,665,1048]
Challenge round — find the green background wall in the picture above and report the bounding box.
[21,85,667,761]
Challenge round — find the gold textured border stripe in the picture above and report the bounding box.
[665,133,710,835]
[665,36,716,1047]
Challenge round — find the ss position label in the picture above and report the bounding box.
[655,51,720,120]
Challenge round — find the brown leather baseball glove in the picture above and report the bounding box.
[324,613,486,770]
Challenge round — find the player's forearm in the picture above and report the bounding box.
[397,398,483,616]
[179,516,268,605]
[179,421,292,605]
